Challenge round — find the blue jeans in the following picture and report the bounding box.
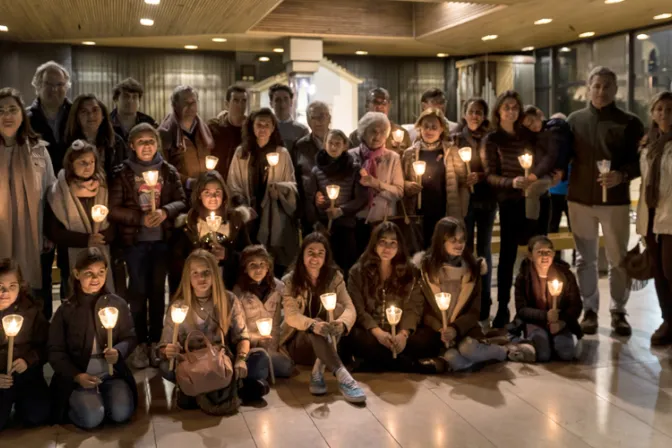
[0,366,50,431]
[68,378,134,429]
[124,241,169,343]
[464,203,497,321]
[442,337,507,371]
[526,324,576,362]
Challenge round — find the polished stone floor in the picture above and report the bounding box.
[3,278,671,448]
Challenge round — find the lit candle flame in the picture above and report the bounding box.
[518,153,533,169]
[386,305,402,325]
[170,304,189,324]
[2,314,24,337]
[597,159,611,174]
[458,147,472,163]
[266,152,280,167]
[256,317,273,337]
[393,129,405,144]
[142,170,159,187]
[91,205,109,223]
[326,185,340,200]
[320,293,337,311]
[97,307,119,329]
[205,211,222,233]
[434,292,452,311]
[413,161,427,176]
[548,279,563,297]
[205,156,219,170]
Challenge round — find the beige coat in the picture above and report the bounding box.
[232,278,284,352]
[637,140,672,236]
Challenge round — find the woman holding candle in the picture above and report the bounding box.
[109,123,187,369]
[306,129,368,275]
[0,259,50,431]
[511,236,582,362]
[45,140,115,294]
[160,250,271,409]
[233,245,294,378]
[227,108,298,277]
[280,232,365,403]
[48,248,137,429]
[402,108,470,247]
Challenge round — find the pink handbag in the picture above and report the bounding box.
[175,330,234,397]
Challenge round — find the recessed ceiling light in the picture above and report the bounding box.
[482,35,498,41]
[579,31,595,38]
[534,18,553,25]
[355,50,368,55]
[184,45,198,50]
[436,53,449,57]
[140,18,154,26]
[654,13,672,20]
[604,0,624,4]
[0,25,8,32]
[637,33,650,40]
[273,48,284,53]
[82,41,96,46]
[212,38,227,42]
[145,0,160,4]
[559,46,572,52]
[522,46,535,51]
[258,56,270,62]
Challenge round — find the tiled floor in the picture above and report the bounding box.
[4,278,672,448]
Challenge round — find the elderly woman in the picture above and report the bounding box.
[0,88,56,305]
[349,112,404,255]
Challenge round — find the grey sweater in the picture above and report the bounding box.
[277,119,309,153]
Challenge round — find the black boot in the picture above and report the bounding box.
[581,310,598,335]
[240,378,270,403]
[611,312,632,337]
[651,321,672,346]
[492,306,510,329]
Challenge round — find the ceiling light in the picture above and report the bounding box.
[273,48,284,53]
[436,53,449,57]
[140,18,154,26]
[82,41,96,46]
[534,18,553,25]
[522,46,535,51]
[579,31,595,38]
[355,50,368,55]
[654,13,672,20]
[559,46,572,52]
[637,33,650,40]
[184,45,198,50]
[0,25,7,32]
[604,0,624,3]
[145,0,160,4]
[212,38,227,42]
[482,35,498,41]
[258,56,270,62]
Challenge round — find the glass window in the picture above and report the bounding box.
[633,24,672,122]
[534,49,551,116]
[593,34,628,111]
[555,43,592,116]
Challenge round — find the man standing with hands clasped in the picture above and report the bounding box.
[566,66,644,336]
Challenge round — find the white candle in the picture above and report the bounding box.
[459,147,474,193]
[256,318,273,337]
[325,185,340,231]
[267,152,279,179]
[91,204,109,234]
[205,155,219,170]
[518,153,533,197]
[392,129,405,144]
[169,304,189,370]
[2,314,24,374]
[434,292,452,330]
[547,279,563,310]
[413,160,427,209]
[143,170,159,212]
[97,307,119,376]
[597,160,611,203]
[385,305,403,359]
[205,211,222,241]
[320,293,338,350]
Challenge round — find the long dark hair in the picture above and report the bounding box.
[62,140,106,186]
[69,247,110,300]
[237,245,276,292]
[65,94,115,148]
[0,258,32,307]
[356,221,413,298]
[190,170,230,220]
[0,87,39,146]
[241,107,283,158]
[422,217,479,282]
[459,97,490,132]
[289,232,339,297]
[491,90,524,131]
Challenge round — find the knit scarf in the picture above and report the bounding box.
[645,129,672,209]
[359,143,385,206]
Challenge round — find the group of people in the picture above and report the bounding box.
[1,59,672,431]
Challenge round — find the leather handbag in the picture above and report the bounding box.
[176,330,234,397]
[621,238,655,283]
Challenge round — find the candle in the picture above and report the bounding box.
[597,160,611,203]
[518,153,533,197]
[547,279,563,310]
[256,317,273,338]
[91,204,109,234]
[266,152,279,179]
[142,170,159,212]
[412,160,427,209]
[2,314,24,374]
[385,305,403,359]
[434,292,452,330]
[205,155,219,170]
[325,185,341,232]
[205,211,222,242]
[392,129,405,145]
[97,307,119,376]
[320,293,338,350]
[458,147,474,193]
[169,304,189,370]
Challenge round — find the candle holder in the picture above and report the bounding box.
[266,152,279,179]
[325,185,340,232]
[169,304,189,370]
[97,307,119,376]
[412,160,427,209]
[205,155,219,171]
[385,305,403,359]
[205,212,222,242]
[142,170,159,212]
[597,160,611,203]
[392,129,405,145]
[434,292,452,331]
[2,314,24,374]
[458,147,474,193]
[91,204,109,234]
[256,318,273,338]
[518,153,533,197]
[547,279,563,310]
[320,293,338,350]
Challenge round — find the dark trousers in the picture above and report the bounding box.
[354,218,372,258]
[330,224,358,280]
[465,203,497,321]
[0,365,50,431]
[647,209,672,322]
[422,214,443,250]
[39,247,70,319]
[111,245,129,298]
[286,330,343,373]
[124,241,169,344]
[404,326,444,359]
[498,198,536,305]
[549,194,570,233]
[535,193,551,236]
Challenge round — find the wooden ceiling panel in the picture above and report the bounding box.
[414,2,506,38]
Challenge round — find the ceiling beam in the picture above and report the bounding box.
[414,2,507,38]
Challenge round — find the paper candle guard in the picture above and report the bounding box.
[385,306,403,359]
[459,147,474,193]
[412,161,426,209]
[143,170,159,211]
[205,156,219,170]
[91,204,109,234]
[3,314,24,374]
[320,293,338,350]
[256,318,273,337]
[169,304,189,370]
[326,185,340,231]
[98,307,119,376]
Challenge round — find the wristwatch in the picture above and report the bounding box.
[237,352,248,362]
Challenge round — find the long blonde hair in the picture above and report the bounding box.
[172,249,230,335]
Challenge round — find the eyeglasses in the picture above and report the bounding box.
[44,81,67,90]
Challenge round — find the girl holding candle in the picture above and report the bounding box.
[233,245,294,378]
[402,108,470,246]
[48,248,137,429]
[109,123,187,369]
[160,250,271,409]
[0,259,50,431]
[511,236,583,362]
[280,232,365,403]
[227,108,298,277]
[305,129,368,275]
[45,140,115,294]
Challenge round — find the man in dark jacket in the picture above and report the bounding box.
[207,84,248,182]
[110,77,158,142]
[566,66,644,337]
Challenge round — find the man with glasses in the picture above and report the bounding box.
[349,88,411,155]
[405,88,459,143]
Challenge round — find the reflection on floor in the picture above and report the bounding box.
[4,278,672,448]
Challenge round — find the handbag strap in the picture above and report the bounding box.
[184,330,214,354]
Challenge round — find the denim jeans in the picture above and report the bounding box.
[465,202,497,320]
[526,324,576,362]
[0,366,50,431]
[124,241,169,343]
[442,337,507,371]
[68,378,134,429]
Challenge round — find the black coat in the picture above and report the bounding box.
[48,291,138,423]
[27,98,72,174]
[0,293,49,372]
[110,109,158,143]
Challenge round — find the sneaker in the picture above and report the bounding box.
[309,370,327,396]
[149,343,161,368]
[129,343,150,370]
[611,312,632,337]
[507,343,536,363]
[241,378,270,402]
[651,321,672,346]
[581,310,598,335]
[492,307,510,329]
[338,375,366,404]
